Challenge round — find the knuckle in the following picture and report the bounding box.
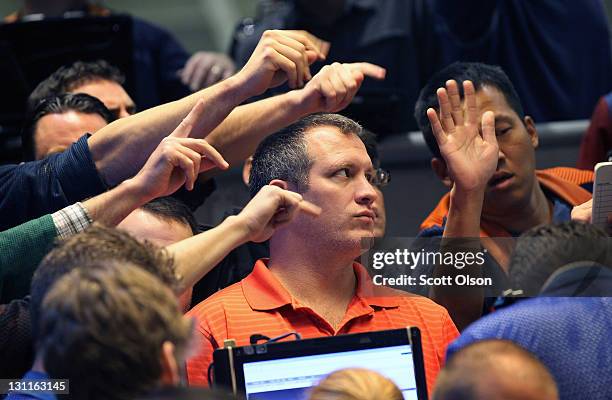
[262,47,275,59]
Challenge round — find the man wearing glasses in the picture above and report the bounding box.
[186,114,458,396]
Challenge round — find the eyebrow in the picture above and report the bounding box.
[494,115,516,125]
[328,160,374,172]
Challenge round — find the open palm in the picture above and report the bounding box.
[427,80,499,192]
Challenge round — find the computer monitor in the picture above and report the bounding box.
[213,327,428,400]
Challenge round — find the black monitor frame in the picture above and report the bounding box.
[213,326,428,400]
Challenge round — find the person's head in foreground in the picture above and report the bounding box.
[509,221,612,295]
[23,92,114,160]
[30,224,181,340]
[433,340,559,400]
[308,368,402,400]
[29,59,136,119]
[249,113,379,260]
[37,261,193,400]
[415,61,538,219]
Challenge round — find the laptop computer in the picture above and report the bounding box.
[213,327,428,400]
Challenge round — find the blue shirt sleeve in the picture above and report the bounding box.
[0,134,107,231]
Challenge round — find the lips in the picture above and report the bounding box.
[355,210,376,223]
[488,171,514,188]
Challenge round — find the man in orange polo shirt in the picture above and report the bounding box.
[186,113,459,395]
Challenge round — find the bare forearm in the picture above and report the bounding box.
[443,186,485,238]
[89,77,251,186]
[204,90,310,167]
[168,216,251,294]
[433,185,486,330]
[82,179,150,227]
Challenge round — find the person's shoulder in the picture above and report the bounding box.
[542,167,594,185]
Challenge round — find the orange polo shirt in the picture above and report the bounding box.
[186,259,459,395]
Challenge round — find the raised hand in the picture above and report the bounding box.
[299,62,386,114]
[131,99,229,200]
[236,30,329,96]
[235,185,321,243]
[427,80,498,192]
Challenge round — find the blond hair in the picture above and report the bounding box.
[309,368,403,400]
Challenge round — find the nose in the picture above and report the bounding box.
[355,174,378,206]
[496,144,507,169]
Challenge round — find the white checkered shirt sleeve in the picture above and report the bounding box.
[51,202,93,240]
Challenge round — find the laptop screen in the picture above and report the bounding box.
[242,344,418,400]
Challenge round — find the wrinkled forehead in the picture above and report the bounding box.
[303,126,373,169]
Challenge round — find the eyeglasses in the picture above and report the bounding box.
[369,168,391,188]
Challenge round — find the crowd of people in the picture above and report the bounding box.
[1,1,611,399]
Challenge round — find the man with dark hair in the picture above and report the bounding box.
[508,221,612,296]
[414,62,593,328]
[119,197,199,241]
[28,60,136,119]
[23,93,114,160]
[189,128,389,305]
[0,106,226,379]
[10,261,192,400]
[118,196,199,311]
[140,197,199,235]
[186,113,458,395]
[0,30,383,231]
[433,340,559,400]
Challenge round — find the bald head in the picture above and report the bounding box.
[433,340,559,400]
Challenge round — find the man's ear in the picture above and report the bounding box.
[268,179,289,190]
[159,341,180,386]
[242,156,253,186]
[524,116,539,149]
[431,157,453,188]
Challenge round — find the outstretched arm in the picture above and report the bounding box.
[0,102,227,302]
[167,185,321,294]
[90,30,327,186]
[204,61,386,169]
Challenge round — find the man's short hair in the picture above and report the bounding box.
[414,62,525,158]
[22,93,115,161]
[360,129,380,169]
[509,221,612,294]
[28,59,126,112]
[433,340,558,400]
[38,261,192,400]
[30,225,180,340]
[141,197,199,235]
[249,113,364,198]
